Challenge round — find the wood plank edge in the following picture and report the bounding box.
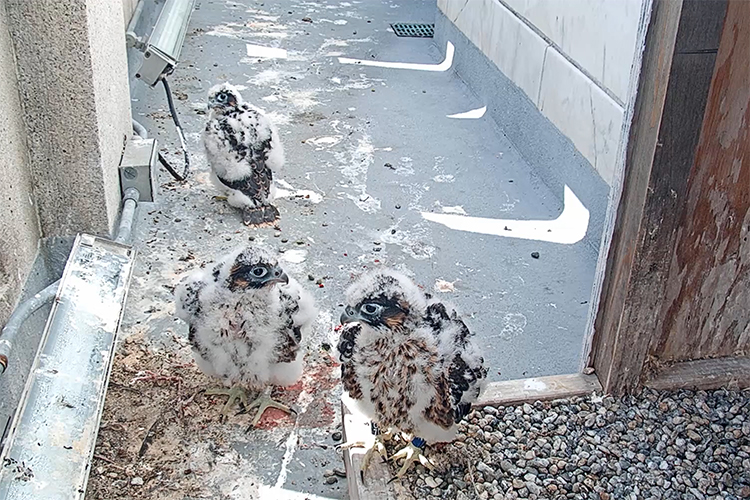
[475,373,603,407]
[645,357,750,391]
[341,400,401,500]
[341,400,363,500]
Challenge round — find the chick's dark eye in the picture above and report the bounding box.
[252,266,267,277]
[217,93,227,102]
[362,304,379,315]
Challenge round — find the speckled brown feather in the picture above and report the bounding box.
[341,364,363,400]
[423,375,454,429]
[364,337,437,434]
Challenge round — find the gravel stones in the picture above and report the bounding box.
[401,388,749,499]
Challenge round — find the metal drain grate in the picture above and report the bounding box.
[390,23,434,38]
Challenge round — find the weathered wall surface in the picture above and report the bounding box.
[88,0,134,222]
[0,0,133,441]
[501,0,643,102]
[0,2,41,326]
[6,0,131,239]
[654,0,750,363]
[437,0,645,185]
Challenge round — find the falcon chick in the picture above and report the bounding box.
[175,246,316,428]
[204,82,285,226]
[337,270,487,478]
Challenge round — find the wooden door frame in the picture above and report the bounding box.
[584,0,735,395]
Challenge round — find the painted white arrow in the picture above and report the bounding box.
[447,105,487,119]
[421,185,590,244]
[245,44,287,59]
[338,41,454,72]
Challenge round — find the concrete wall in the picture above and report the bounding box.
[88,0,136,222]
[0,0,133,443]
[437,0,645,185]
[0,2,41,327]
[6,0,132,238]
[0,0,132,321]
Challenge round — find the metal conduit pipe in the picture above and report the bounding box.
[125,0,147,50]
[132,118,148,139]
[115,187,141,244]
[0,188,141,375]
[0,281,60,375]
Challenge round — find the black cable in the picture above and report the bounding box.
[158,152,185,182]
[162,76,183,130]
[161,76,190,181]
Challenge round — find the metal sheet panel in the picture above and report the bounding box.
[0,234,135,499]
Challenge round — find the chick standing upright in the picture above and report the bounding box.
[336,269,487,478]
[203,82,285,226]
[175,246,316,427]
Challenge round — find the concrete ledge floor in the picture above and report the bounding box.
[88,0,601,498]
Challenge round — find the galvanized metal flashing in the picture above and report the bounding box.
[0,234,135,499]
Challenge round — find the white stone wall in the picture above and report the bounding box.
[0,2,41,325]
[438,0,645,185]
[6,0,132,237]
[89,0,134,232]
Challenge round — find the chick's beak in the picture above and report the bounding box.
[267,267,289,286]
[340,306,360,325]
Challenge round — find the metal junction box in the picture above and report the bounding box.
[119,137,157,202]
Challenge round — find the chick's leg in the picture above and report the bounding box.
[364,422,394,481]
[244,386,296,430]
[389,437,435,477]
[336,422,390,484]
[205,384,248,420]
[360,435,389,481]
